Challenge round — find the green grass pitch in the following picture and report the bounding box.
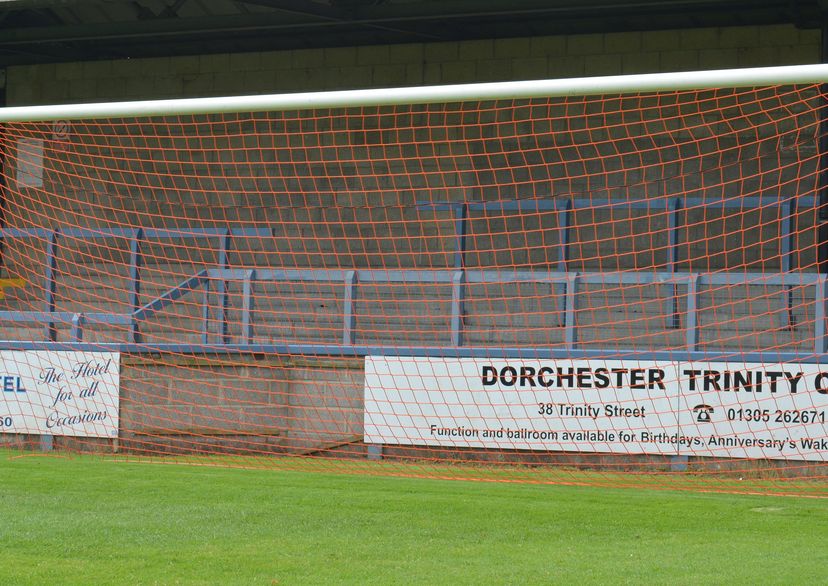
[2,451,828,585]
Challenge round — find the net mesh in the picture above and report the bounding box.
[1,82,827,496]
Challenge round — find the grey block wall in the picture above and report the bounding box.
[0,25,823,452]
[5,25,820,105]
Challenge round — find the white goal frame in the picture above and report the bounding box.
[0,63,827,122]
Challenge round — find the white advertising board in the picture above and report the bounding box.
[676,362,828,461]
[16,138,44,187]
[0,351,120,438]
[364,357,828,462]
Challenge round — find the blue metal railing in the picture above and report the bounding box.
[419,194,816,271]
[0,194,822,361]
[420,194,817,330]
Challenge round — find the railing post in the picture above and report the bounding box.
[128,228,143,343]
[818,28,828,275]
[668,197,682,329]
[565,272,579,350]
[815,275,827,354]
[780,199,796,329]
[40,228,60,454]
[70,313,85,342]
[217,229,231,344]
[241,269,255,344]
[780,199,795,273]
[451,203,468,347]
[453,203,468,270]
[201,278,211,345]
[44,229,59,342]
[556,198,572,327]
[557,198,571,273]
[451,270,466,347]
[343,270,358,345]
[686,273,700,352]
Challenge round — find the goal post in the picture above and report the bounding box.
[1,63,828,121]
[0,64,827,495]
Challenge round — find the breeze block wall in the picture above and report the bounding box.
[0,25,822,455]
[6,25,820,104]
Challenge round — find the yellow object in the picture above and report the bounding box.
[0,278,26,300]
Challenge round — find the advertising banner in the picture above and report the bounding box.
[364,356,828,461]
[0,351,120,438]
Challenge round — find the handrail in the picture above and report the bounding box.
[205,268,822,286]
[0,268,823,356]
[0,201,821,355]
[0,226,272,239]
[419,195,818,212]
[420,194,814,329]
[0,311,132,324]
[0,341,823,364]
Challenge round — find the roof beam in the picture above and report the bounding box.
[232,0,345,21]
[0,12,319,43]
[0,0,820,66]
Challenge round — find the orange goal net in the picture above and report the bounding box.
[0,66,827,495]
